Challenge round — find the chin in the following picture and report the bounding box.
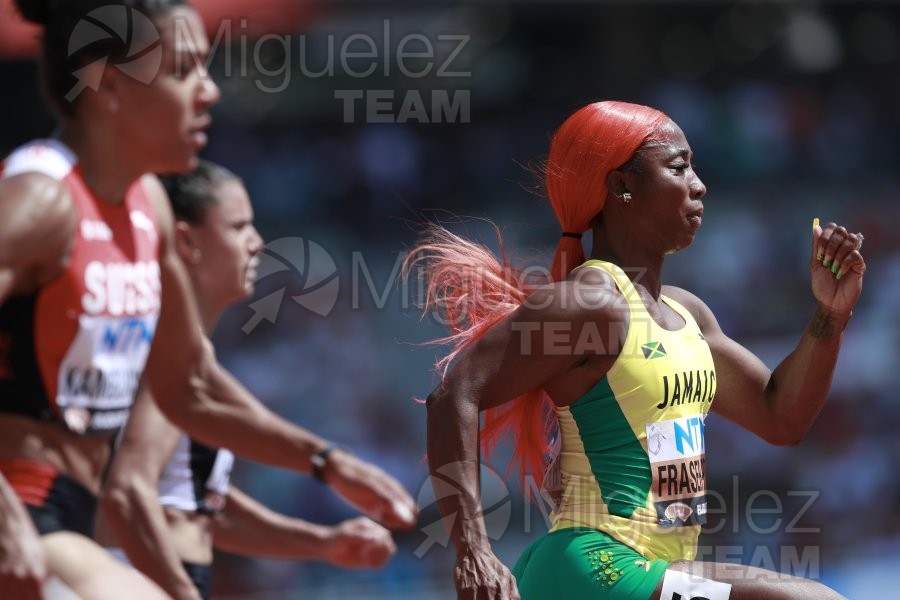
[156,159,194,177]
[666,238,694,255]
[239,280,255,299]
[165,147,199,174]
[176,153,199,174]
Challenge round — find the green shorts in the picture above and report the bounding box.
[512,528,669,599]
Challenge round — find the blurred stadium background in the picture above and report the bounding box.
[2,0,898,597]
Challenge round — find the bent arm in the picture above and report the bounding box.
[428,282,620,556]
[142,176,415,529]
[689,296,850,446]
[672,221,865,446]
[142,174,328,471]
[215,488,396,568]
[213,487,330,558]
[100,385,201,600]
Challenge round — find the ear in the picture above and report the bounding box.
[94,63,126,113]
[67,59,115,112]
[174,221,200,265]
[605,169,630,202]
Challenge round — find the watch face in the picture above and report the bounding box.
[311,448,330,480]
[204,491,226,512]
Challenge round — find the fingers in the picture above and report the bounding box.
[837,250,866,279]
[374,497,417,530]
[373,472,417,528]
[330,453,418,529]
[506,574,522,600]
[331,518,396,568]
[811,218,822,261]
[360,466,418,529]
[387,492,418,529]
[454,555,519,600]
[815,222,865,279]
[354,527,396,567]
[346,517,396,548]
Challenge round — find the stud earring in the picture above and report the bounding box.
[622,192,632,204]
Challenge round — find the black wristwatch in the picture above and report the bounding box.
[310,444,342,482]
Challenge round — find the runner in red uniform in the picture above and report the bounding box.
[0,2,416,598]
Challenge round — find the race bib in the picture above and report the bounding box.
[646,415,707,527]
[55,314,157,434]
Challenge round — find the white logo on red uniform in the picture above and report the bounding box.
[80,219,114,242]
[81,260,161,316]
[130,210,157,241]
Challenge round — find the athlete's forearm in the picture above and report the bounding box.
[101,481,201,600]
[767,303,850,443]
[174,368,329,473]
[150,347,328,474]
[213,487,330,559]
[426,387,493,556]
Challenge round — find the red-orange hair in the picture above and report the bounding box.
[410,101,670,492]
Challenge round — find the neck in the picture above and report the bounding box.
[196,293,224,334]
[589,222,664,298]
[59,121,146,204]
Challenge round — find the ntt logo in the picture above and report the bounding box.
[66,6,162,101]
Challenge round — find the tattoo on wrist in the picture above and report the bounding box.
[809,307,846,338]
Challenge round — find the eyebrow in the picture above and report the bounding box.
[663,147,692,161]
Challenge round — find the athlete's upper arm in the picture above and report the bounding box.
[105,382,181,488]
[0,173,75,304]
[434,277,625,411]
[663,286,779,440]
[141,175,209,414]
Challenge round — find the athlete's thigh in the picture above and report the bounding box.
[43,532,168,600]
[649,559,845,600]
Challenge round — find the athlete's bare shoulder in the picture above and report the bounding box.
[0,172,76,299]
[566,261,628,316]
[518,265,622,322]
[661,285,714,329]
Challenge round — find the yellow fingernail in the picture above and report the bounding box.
[813,217,820,231]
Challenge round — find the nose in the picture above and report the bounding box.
[248,225,264,256]
[690,172,707,200]
[196,68,221,110]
